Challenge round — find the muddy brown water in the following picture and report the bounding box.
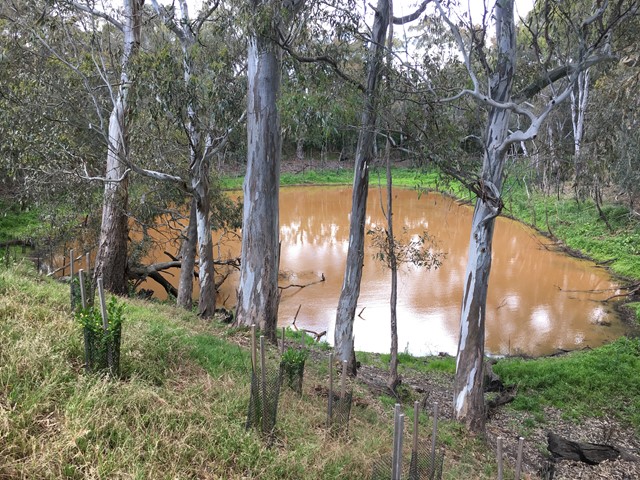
[140,185,624,357]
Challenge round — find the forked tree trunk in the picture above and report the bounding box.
[235,35,282,340]
[334,0,389,371]
[177,197,197,309]
[93,0,144,294]
[453,0,515,433]
[149,0,218,318]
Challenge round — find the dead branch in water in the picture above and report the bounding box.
[291,308,327,341]
[279,273,325,291]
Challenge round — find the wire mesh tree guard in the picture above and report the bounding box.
[371,402,444,480]
[246,331,283,441]
[326,353,353,434]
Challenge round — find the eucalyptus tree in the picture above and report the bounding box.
[334,0,431,372]
[0,1,111,248]
[145,0,240,317]
[57,0,146,294]
[434,0,638,433]
[234,0,307,339]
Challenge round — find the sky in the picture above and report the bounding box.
[171,0,536,25]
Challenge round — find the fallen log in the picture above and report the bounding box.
[547,432,640,465]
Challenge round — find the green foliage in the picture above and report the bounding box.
[281,347,309,392]
[0,204,40,242]
[75,296,125,336]
[368,226,446,271]
[494,338,640,428]
[282,346,309,369]
[75,296,125,374]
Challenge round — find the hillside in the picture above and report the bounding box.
[2,261,640,478]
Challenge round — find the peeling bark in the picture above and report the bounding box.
[93,0,144,295]
[453,0,514,433]
[177,197,197,309]
[235,34,282,340]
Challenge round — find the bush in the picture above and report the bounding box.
[281,347,308,394]
[75,296,125,375]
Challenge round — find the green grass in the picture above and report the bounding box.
[503,181,640,280]
[494,337,640,428]
[358,349,457,376]
[221,166,452,192]
[0,261,510,479]
[0,203,40,242]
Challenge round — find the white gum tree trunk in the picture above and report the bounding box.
[235,34,282,340]
[93,0,144,294]
[453,0,515,433]
[571,68,590,183]
[177,197,197,309]
[334,0,389,370]
[435,0,627,432]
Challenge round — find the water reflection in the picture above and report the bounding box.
[153,185,626,356]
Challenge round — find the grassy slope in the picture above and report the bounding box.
[0,262,506,479]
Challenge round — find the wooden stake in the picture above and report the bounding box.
[78,269,87,309]
[327,353,334,425]
[97,278,108,333]
[251,324,257,372]
[515,437,524,480]
[281,327,286,355]
[300,330,305,349]
[69,249,74,279]
[79,269,89,372]
[497,436,504,480]
[85,252,90,273]
[430,402,439,475]
[412,401,419,455]
[392,404,404,480]
[260,336,267,434]
[340,359,347,399]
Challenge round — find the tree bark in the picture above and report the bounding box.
[384,0,399,393]
[177,196,197,309]
[93,0,144,295]
[148,0,218,318]
[334,0,389,372]
[571,68,590,190]
[453,0,515,434]
[385,139,400,392]
[235,34,282,340]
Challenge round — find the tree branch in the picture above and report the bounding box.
[277,42,366,92]
[63,1,124,31]
[392,0,431,24]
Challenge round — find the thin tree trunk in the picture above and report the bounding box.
[385,139,399,392]
[235,34,282,341]
[177,196,197,309]
[334,0,389,372]
[571,68,590,191]
[149,0,218,318]
[384,0,399,393]
[93,0,143,295]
